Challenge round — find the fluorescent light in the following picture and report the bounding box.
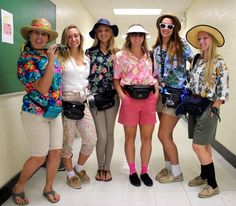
[113,9,161,16]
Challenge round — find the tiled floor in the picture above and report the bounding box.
[3,119,236,206]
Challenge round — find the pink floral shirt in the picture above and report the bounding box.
[114,50,157,86]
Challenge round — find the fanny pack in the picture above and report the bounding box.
[176,95,211,116]
[27,94,62,119]
[161,86,183,108]
[94,90,116,111]
[124,85,154,99]
[62,101,85,120]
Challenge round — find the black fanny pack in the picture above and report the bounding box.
[161,86,183,108]
[124,85,154,99]
[94,90,116,111]
[62,101,85,120]
[176,95,211,116]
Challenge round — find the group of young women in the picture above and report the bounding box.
[12,13,229,205]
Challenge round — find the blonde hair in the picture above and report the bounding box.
[203,35,218,87]
[58,25,84,65]
[89,26,119,54]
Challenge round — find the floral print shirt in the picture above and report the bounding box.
[85,47,115,94]
[114,50,157,86]
[17,47,63,115]
[189,55,229,101]
[153,39,193,88]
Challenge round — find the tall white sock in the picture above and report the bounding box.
[171,164,182,177]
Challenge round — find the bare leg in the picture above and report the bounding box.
[124,126,137,164]
[44,149,61,203]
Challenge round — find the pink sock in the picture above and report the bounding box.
[128,162,136,175]
[141,164,148,174]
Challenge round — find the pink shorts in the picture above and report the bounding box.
[118,92,158,126]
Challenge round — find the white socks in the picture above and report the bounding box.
[67,170,75,178]
[165,161,171,172]
[75,164,83,173]
[171,164,182,177]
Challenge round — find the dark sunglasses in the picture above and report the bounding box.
[130,32,145,37]
[159,23,175,30]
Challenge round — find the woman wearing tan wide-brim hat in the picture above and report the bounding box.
[20,18,58,42]
[13,18,63,205]
[185,24,229,198]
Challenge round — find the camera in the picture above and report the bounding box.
[87,94,96,110]
[56,44,67,52]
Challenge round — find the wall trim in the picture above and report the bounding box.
[0,173,20,205]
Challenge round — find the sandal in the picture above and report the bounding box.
[95,169,104,181]
[104,170,112,182]
[43,190,60,203]
[12,191,29,205]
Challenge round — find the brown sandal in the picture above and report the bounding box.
[104,170,112,182]
[95,169,104,181]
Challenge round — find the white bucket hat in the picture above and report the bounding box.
[126,24,149,35]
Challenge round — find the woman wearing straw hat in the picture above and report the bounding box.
[152,14,194,184]
[114,24,159,187]
[13,18,63,204]
[185,24,229,198]
[85,18,120,182]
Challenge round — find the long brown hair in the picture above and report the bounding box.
[152,15,183,65]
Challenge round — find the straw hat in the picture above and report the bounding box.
[186,24,225,49]
[126,24,149,35]
[21,18,58,42]
[156,14,181,31]
[89,18,119,39]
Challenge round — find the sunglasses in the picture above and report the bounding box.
[129,32,145,37]
[159,23,175,30]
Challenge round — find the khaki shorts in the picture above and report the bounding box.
[156,94,177,116]
[21,111,63,156]
[188,105,219,145]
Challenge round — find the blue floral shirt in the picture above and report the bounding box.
[153,39,193,88]
[17,47,63,115]
[85,47,115,94]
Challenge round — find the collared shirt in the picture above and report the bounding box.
[189,55,229,101]
[85,47,115,94]
[62,56,90,96]
[114,50,157,86]
[17,47,63,115]
[153,39,193,88]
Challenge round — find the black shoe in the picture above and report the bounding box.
[129,173,141,187]
[140,173,153,187]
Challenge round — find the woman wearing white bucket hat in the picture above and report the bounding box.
[185,24,229,198]
[114,24,159,187]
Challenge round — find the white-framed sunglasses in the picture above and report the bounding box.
[159,23,175,30]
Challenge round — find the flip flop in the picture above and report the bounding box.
[104,170,112,182]
[95,169,104,181]
[43,190,60,203]
[12,191,29,205]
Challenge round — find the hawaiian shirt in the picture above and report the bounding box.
[114,50,157,86]
[189,55,229,101]
[153,39,193,89]
[17,47,63,115]
[85,47,115,94]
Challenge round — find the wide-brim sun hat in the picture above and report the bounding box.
[126,24,149,35]
[89,18,119,39]
[21,18,58,42]
[156,14,181,31]
[186,24,225,49]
